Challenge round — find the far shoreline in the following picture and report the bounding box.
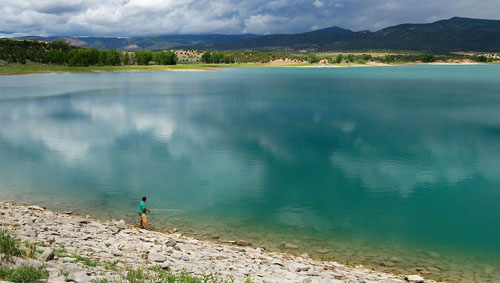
[0,61,497,76]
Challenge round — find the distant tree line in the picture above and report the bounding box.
[200,51,235,63]
[0,39,177,66]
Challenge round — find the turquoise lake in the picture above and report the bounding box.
[1,66,500,281]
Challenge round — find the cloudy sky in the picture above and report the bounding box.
[1,0,499,37]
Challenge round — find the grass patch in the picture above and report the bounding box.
[24,242,40,259]
[0,64,212,75]
[123,266,236,283]
[0,265,49,283]
[0,229,22,261]
[71,254,101,267]
[53,247,69,258]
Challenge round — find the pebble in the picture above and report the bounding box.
[0,202,429,283]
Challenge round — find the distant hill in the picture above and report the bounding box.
[190,17,500,53]
[11,17,500,53]
[16,34,261,51]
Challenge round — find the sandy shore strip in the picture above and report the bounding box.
[0,201,433,283]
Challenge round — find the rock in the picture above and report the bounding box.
[38,248,54,261]
[288,263,310,272]
[27,205,45,211]
[67,271,90,283]
[111,249,122,256]
[148,253,166,262]
[390,257,401,262]
[427,266,441,272]
[405,274,424,283]
[210,235,220,239]
[380,261,395,267]
[285,243,298,249]
[165,240,177,247]
[22,229,37,237]
[301,253,310,259]
[230,247,246,252]
[316,249,330,254]
[235,240,250,246]
[115,220,126,229]
[63,211,73,215]
[272,260,284,267]
[170,228,178,233]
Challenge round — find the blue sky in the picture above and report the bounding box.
[1,0,499,37]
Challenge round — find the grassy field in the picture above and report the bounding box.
[0,64,216,75]
[0,63,319,75]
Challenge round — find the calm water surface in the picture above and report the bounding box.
[1,66,500,281]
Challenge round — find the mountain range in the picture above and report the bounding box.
[14,17,500,53]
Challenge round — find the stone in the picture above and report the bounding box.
[22,229,37,237]
[235,240,250,246]
[38,248,54,261]
[63,211,73,215]
[390,257,401,262]
[316,249,330,254]
[165,240,177,247]
[285,243,298,249]
[427,266,441,272]
[211,235,220,239]
[405,274,424,283]
[115,220,126,229]
[27,205,45,211]
[67,271,91,283]
[288,263,310,272]
[148,253,166,262]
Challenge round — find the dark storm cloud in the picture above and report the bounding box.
[1,0,499,37]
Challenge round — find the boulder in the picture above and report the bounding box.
[27,205,45,211]
[406,274,424,283]
[148,252,166,263]
[235,240,250,246]
[67,271,91,283]
[165,240,177,247]
[22,229,37,237]
[115,220,126,229]
[38,248,54,261]
[284,243,298,249]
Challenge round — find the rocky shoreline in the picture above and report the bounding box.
[0,201,429,282]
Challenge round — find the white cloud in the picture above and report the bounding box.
[313,0,324,8]
[1,0,500,36]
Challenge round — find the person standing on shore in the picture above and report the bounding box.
[138,196,150,229]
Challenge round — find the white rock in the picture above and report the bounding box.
[116,220,126,229]
[67,271,91,283]
[406,274,425,283]
[38,248,55,261]
[149,252,166,262]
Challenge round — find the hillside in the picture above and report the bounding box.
[10,17,500,53]
[191,17,500,53]
[17,34,260,51]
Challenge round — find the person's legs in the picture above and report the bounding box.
[141,213,148,228]
[138,213,144,228]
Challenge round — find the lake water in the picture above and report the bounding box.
[1,66,500,281]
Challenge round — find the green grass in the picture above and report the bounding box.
[0,229,22,261]
[53,247,69,258]
[123,266,236,283]
[0,64,213,75]
[71,253,101,267]
[0,265,49,283]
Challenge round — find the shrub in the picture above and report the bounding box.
[0,229,22,261]
[0,265,49,283]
